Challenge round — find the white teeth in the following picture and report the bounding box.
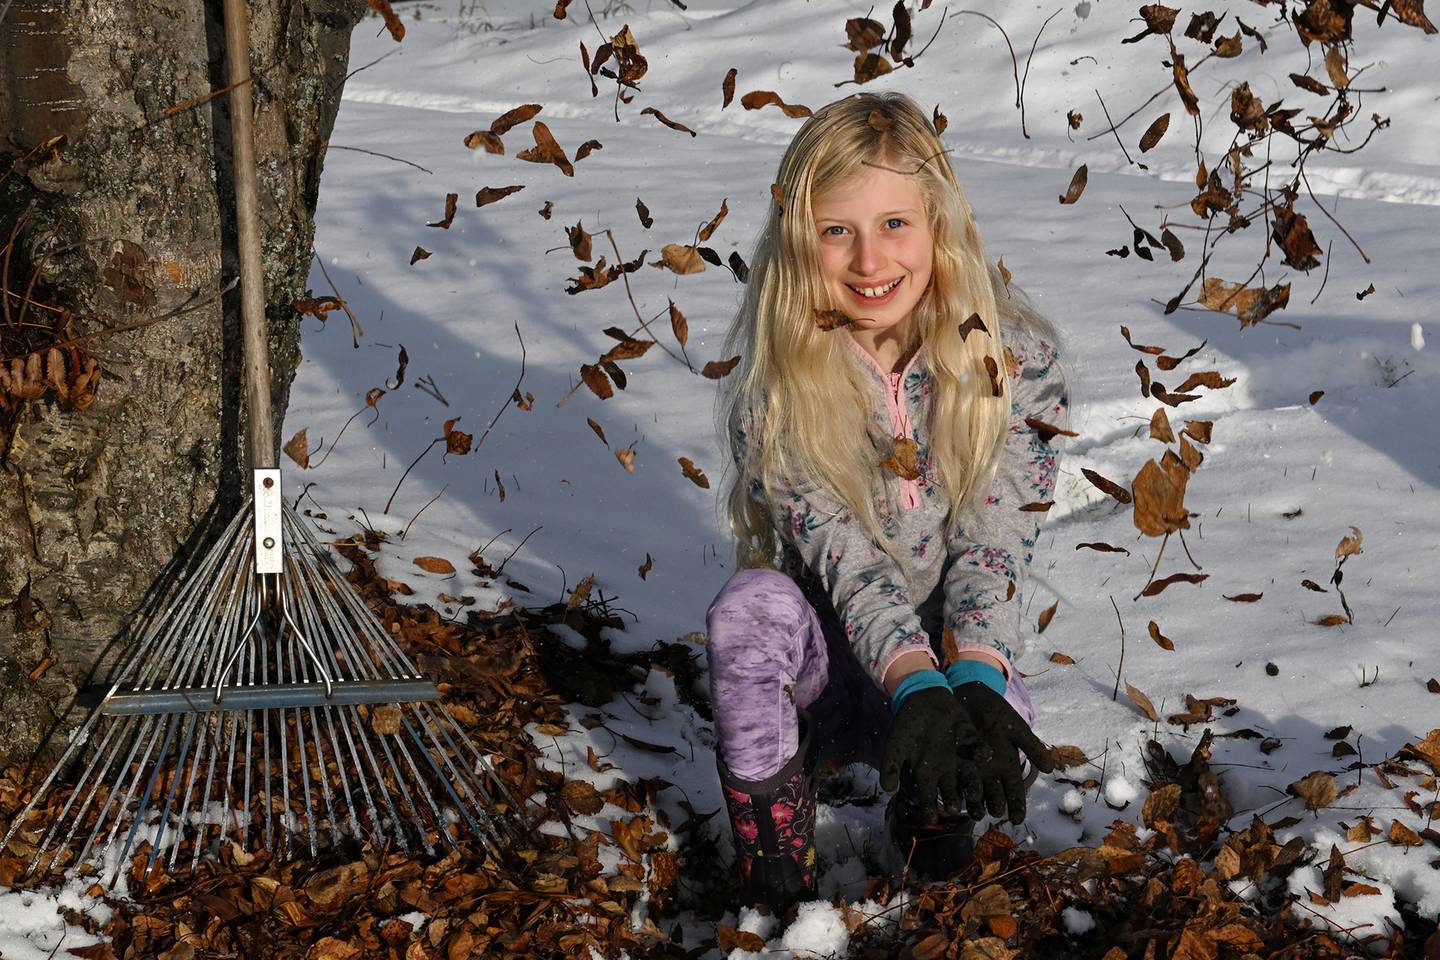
[849,279,901,299]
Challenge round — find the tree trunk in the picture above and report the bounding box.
[0,0,367,766]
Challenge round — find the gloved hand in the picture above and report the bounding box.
[880,675,991,824]
[949,679,1054,824]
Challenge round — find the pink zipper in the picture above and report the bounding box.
[848,340,923,510]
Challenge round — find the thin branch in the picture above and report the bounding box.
[401,484,448,541]
[327,145,433,175]
[1300,167,1371,264]
[0,278,238,362]
[1110,595,1125,702]
[1309,240,1335,305]
[1018,9,1063,139]
[954,11,1021,115]
[137,68,268,130]
[474,318,529,452]
[383,438,440,515]
[1095,88,1136,166]
[312,247,365,347]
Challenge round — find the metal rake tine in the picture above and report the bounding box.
[403,703,512,858]
[108,712,180,889]
[366,714,436,855]
[146,712,200,878]
[341,705,413,853]
[78,712,162,875]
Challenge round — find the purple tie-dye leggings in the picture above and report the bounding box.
[706,567,1036,783]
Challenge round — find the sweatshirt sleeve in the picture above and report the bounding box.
[730,404,937,690]
[942,323,1069,677]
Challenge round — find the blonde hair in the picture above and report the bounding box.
[717,91,1061,570]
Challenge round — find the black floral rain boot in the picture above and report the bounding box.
[716,722,820,916]
[886,790,976,882]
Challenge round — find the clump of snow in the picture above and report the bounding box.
[1411,322,1425,351]
[0,880,107,960]
[778,900,851,956]
[1286,864,1398,947]
[1059,788,1085,815]
[1062,906,1096,934]
[1103,776,1137,808]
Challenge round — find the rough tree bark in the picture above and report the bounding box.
[0,0,368,766]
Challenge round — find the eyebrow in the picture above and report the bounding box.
[813,208,921,222]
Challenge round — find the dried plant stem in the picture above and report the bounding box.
[312,247,366,347]
[1110,595,1124,702]
[383,438,440,515]
[401,484,447,541]
[1133,531,1170,601]
[474,318,529,451]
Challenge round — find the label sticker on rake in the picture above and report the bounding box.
[253,468,283,574]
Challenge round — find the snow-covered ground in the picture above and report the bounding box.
[7,0,1437,955]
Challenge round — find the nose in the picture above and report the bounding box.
[850,231,885,277]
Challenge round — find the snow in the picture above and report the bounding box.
[5,0,1439,954]
[1061,906,1096,935]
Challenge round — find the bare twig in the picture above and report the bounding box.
[312,247,365,347]
[327,145,434,175]
[1018,9,1063,139]
[383,438,440,515]
[1110,595,1124,702]
[1095,89,1136,166]
[1,278,238,362]
[954,11,1021,116]
[1300,167,1371,264]
[401,484,448,541]
[474,318,528,452]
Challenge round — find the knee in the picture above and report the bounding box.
[705,568,811,658]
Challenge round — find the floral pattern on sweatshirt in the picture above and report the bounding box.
[730,322,1069,688]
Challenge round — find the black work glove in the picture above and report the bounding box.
[950,681,1054,824]
[880,686,991,824]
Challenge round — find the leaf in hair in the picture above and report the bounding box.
[1002,346,1019,380]
[957,313,988,341]
[879,436,920,481]
[814,309,854,331]
[770,183,785,213]
[997,257,1012,289]
[867,110,894,133]
[1058,164,1087,204]
[983,355,1003,397]
[932,105,948,136]
[722,68,737,108]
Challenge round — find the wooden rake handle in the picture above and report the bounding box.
[222,0,275,470]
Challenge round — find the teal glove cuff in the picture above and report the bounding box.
[945,660,1007,697]
[889,668,950,715]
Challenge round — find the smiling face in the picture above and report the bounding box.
[811,163,934,355]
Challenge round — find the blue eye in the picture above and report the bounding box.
[886,217,905,229]
[823,225,846,236]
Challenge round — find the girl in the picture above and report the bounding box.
[707,91,1069,915]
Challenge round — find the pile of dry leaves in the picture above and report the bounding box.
[3,539,1438,959]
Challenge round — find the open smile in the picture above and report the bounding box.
[845,277,903,304]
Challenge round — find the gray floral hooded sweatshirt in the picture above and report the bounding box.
[730,321,1069,691]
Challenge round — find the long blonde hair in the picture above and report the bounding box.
[717,91,1061,570]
